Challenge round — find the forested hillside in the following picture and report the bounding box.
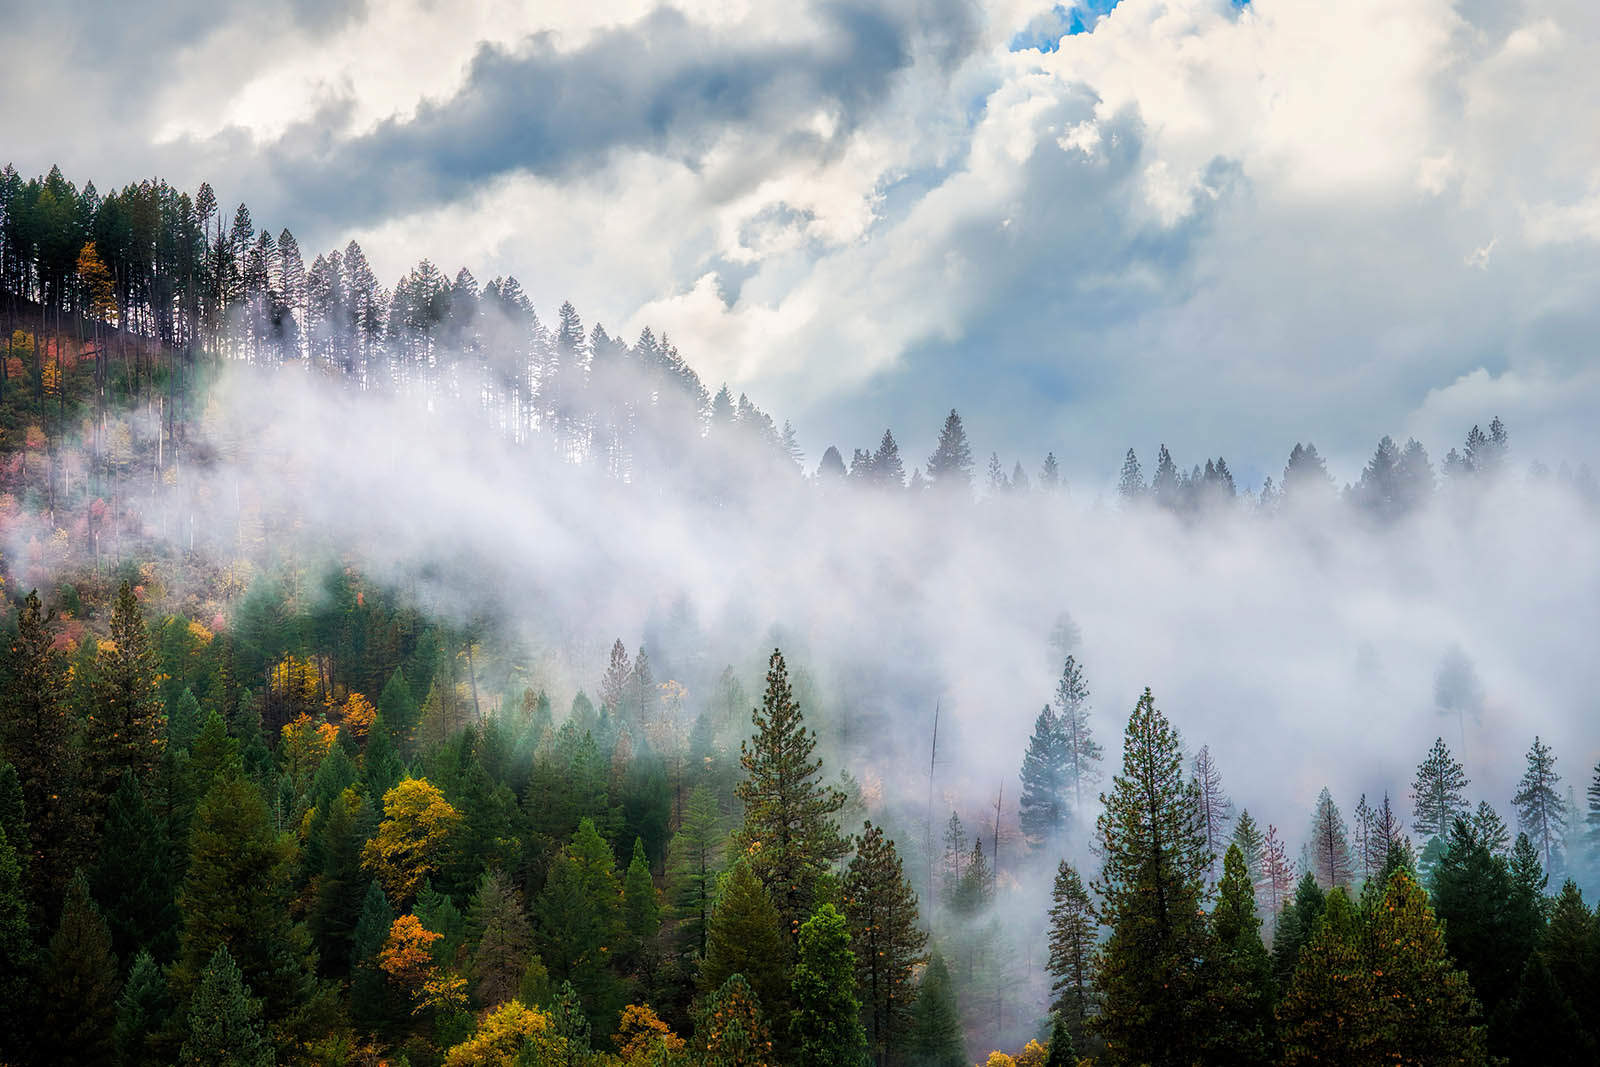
[4,162,1600,1067]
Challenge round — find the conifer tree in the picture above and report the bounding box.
[1192,745,1233,885]
[1230,809,1265,886]
[1502,954,1594,1066]
[843,821,927,1066]
[1018,704,1069,849]
[1276,888,1378,1064]
[905,952,965,1067]
[951,836,993,916]
[88,582,165,803]
[1044,1014,1075,1067]
[0,823,30,1055]
[1053,656,1102,820]
[1540,880,1595,1023]
[40,870,121,1065]
[1412,736,1471,840]
[1514,735,1566,871]
[789,903,867,1067]
[1271,873,1324,987]
[1046,860,1096,1046]
[1198,844,1274,1065]
[1470,799,1511,855]
[1116,449,1144,500]
[702,860,791,1024]
[1259,823,1294,937]
[622,836,660,969]
[534,818,624,1033]
[940,812,968,906]
[872,428,906,487]
[697,972,773,1067]
[180,946,274,1067]
[1430,815,1531,1028]
[115,949,174,1067]
[1362,793,1404,877]
[601,639,631,716]
[350,879,393,1029]
[169,687,203,752]
[466,868,533,1009]
[1092,688,1209,1065]
[926,410,974,494]
[0,589,82,904]
[1306,787,1354,889]
[92,769,179,962]
[665,783,723,960]
[376,668,419,755]
[175,772,317,1048]
[734,649,847,937]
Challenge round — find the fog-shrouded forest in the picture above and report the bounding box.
[5,160,1600,1067]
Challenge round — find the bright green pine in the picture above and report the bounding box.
[179,946,274,1067]
[788,902,867,1067]
[114,948,175,1067]
[1092,687,1210,1067]
[1046,859,1096,1046]
[1198,843,1274,1065]
[903,951,965,1067]
[701,858,792,1023]
[734,648,848,939]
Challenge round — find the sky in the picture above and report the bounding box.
[4,0,1600,487]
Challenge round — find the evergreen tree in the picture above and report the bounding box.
[1362,793,1404,878]
[1044,1014,1076,1067]
[1116,449,1144,500]
[1540,880,1595,1028]
[1039,452,1061,491]
[466,868,533,1009]
[1514,735,1567,872]
[0,823,31,1057]
[87,582,166,802]
[1306,787,1354,889]
[1092,688,1209,1066]
[1502,953,1594,1066]
[1470,799,1511,856]
[702,859,791,1024]
[1151,444,1182,509]
[986,451,1009,493]
[115,949,175,1067]
[905,951,965,1067]
[734,649,848,937]
[1018,704,1069,849]
[180,946,274,1067]
[1230,809,1265,887]
[1271,873,1324,988]
[1053,656,1101,820]
[951,836,992,916]
[377,668,420,755]
[622,835,660,966]
[843,821,927,1067]
[350,879,393,1029]
[1431,815,1531,1029]
[1276,888,1378,1065]
[1046,860,1096,1046]
[697,972,773,1067]
[175,772,317,1049]
[0,589,82,904]
[1192,745,1233,885]
[169,687,203,752]
[601,639,631,717]
[665,783,723,960]
[40,870,121,1065]
[871,429,906,488]
[1198,844,1274,1065]
[788,903,867,1067]
[92,769,179,962]
[1411,736,1471,840]
[534,818,624,1034]
[925,409,974,494]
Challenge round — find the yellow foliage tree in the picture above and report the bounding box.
[339,691,377,738]
[443,1000,566,1066]
[361,778,462,901]
[615,1003,686,1062]
[281,712,339,783]
[981,1054,1016,1067]
[1014,1040,1048,1066]
[76,241,117,323]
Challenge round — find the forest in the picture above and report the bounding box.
[3,161,1600,1067]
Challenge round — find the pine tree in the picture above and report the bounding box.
[1412,736,1471,840]
[1198,844,1274,1065]
[1259,823,1294,937]
[788,903,867,1067]
[0,588,82,905]
[1192,745,1233,885]
[1276,888,1379,1065]
[926,410,974,494]
[665,783,723,960]
[843,822,927,1066]
[1540,880,1594,1019]
[701,860,791,1024]
[1502,953,1594,1066]
[1306,787,1354,889]
[1363,793,1404,878]
[350,879,393,1029]
[734,649,847,937]
[905,952,965,1067]
[180,946,274,1067]
[986,451,1009,493]
[175,772,317,1047]
[1271,873,1324,988]
[87,582,166,802]
[466,868,533,1009]
[951,836,992,916]
[622,836,660,960]
[1046,860,1096,1045]
[376,668,419,755]
[1471,799,1511,855]
[92,769,179,962]
[1230,810,1265,887]
[0,823,33,1057]
[169,687,203,752]
[1039,452,1061,491]
[697,972,773,1067]
[534,818,624,1034]
[1053,656,1101,820]
[1092,688,1209,1066]
[40,870,121,1065]
[115,949,174,1067]
[1431,817,1536,1033]
[1116,449,1144,500]
[940,811,968,907]
[872,429,906,487]
[1514,735,1567,872]
[1018,704,1069,849]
